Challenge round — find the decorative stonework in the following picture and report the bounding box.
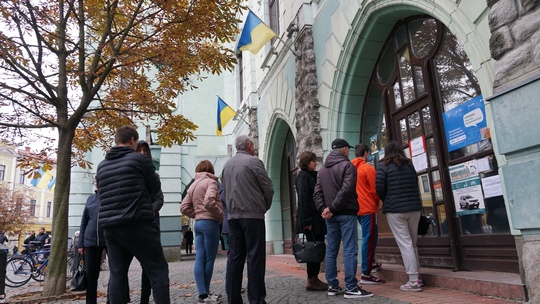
[294,27,323,162]
[488,0,540,89]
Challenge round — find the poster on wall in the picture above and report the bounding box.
[370,134,379,153]
[449,161,485,216]
[443,95,487,152]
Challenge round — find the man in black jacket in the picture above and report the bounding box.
[314,138,373,299]
[96,126,169,304]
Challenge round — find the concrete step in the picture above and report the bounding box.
[267,254,527,302]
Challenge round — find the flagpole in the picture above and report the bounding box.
[216,94,251,127]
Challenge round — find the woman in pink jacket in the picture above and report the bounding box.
[180,160,224,303]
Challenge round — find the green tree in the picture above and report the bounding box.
[0,0,243,296]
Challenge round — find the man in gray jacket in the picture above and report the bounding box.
[314,138,373,299]
[222,135,274,304]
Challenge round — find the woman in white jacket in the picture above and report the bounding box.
[180,160,224,303]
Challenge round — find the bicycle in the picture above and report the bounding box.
[4,242,74,287]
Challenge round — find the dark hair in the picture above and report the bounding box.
[195,160,215,175]
[381,140,411,167]
[114,126,138,145]
[354,143,370,158]
[298,151,317,170]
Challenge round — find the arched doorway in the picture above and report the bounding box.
[280,129,297,254]
[362,16,517,272]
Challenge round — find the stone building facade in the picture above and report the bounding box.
[233,0,539,301]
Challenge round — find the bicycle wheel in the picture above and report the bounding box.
[5,257,33,287]
[31,260,46,282]
[66,253,74,281]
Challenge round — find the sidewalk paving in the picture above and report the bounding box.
[3,253,522,303]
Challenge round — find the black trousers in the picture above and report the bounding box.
[83,247,106,304]
[141,222,160,304]
[226,219,266,304]
[104,222,170,304]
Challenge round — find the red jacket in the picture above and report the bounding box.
[351,158,380,215]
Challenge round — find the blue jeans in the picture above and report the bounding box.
[194,219,220,297]
[358,214,378,275]
[325,215,358,290]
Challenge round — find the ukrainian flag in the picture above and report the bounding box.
[237,11,276,55]
[30,167,45,187]
[216,97,236,136]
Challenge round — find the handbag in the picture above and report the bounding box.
[292,231,326,263]
[70,254,87,291]
[418,214,431,235]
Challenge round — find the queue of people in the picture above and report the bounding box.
[71,126,423,304]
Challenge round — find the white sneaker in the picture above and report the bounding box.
[400,281,422,292]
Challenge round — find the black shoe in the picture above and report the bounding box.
[327,286,343,296]
[344,286,373,298]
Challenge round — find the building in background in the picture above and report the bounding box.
[68,71,239,260]
[227,0,539,302]
[0,144,56,252]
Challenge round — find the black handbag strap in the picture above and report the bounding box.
[300,230,316,244]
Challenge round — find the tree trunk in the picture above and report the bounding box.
[42,128,74,296]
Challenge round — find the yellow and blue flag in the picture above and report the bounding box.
[217,97,236,136]
[30,166,53,190]
[237,11,276,55]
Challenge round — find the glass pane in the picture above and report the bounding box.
[449,138,493,161]
[481,156,510,233]
[409,18,438,58]
[422,107,432,135]
[408,111,422,139]
[394,24,407,48]
[380,114,388,149]
[398,48,415,104]
[434,30,481,112]
[393,81,402,109]
[414,65,425,95]
[459,213,486,235]
[426,137,438,167]
[419,174,430,194]
[431,170,443,200]
[377,43,396,85]
[438,204,449,236]
[400,118,408,143]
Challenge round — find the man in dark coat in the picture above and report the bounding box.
[183,228,194,254]
[96,126,169,304]
[314,138,373,299]
[136,140,165,304]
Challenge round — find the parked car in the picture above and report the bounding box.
[460,195,480,210]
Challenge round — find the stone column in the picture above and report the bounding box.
[488,1,540,302]
[294,27,323,162]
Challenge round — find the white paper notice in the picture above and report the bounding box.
[481,175,503,198]
[409,136,425,157]
[477,157,491,173]
[412,153,428,172]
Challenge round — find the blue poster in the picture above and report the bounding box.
[442,95,487,152]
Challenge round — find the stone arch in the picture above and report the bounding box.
[264,113,296,255]
[330,0,492,141]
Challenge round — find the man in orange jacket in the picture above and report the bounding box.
[352,143,385,285]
